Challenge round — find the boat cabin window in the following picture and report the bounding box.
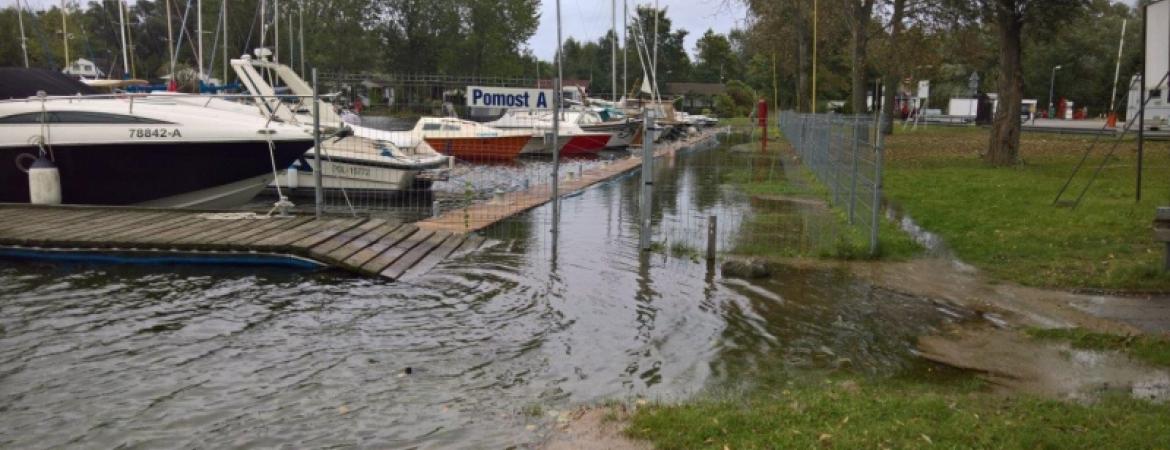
[443,125,461,131]
[422,123,443,131]
[0,111,172,124]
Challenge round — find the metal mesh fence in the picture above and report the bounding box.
[780,111,884,254]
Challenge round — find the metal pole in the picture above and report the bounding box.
[1047,65,1061,118]
[640,105,654,251]
[16,0,29,68]
[811,0,817,114]
[849,116,859,224]
[312,68,322,219]
[197,0,204,82]
[552,0,563,233]
[1109,19,1128,115]
[622,0,627,99]
[61,0,69,68]
[611,0,617,102]
[870,111,885,255]
[117,0,129,76]
[1138,9,1146,202]
[299,1,305,75]
[222,0,228,84]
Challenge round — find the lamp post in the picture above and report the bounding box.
[1047,65,1063,119]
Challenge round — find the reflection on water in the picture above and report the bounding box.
[0,136,971,448]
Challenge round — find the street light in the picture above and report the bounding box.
[1048,65,1063,119]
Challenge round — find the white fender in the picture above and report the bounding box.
[28,156,61,205]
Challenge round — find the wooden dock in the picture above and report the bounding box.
[417,127,723,233]
[0,205,484,281]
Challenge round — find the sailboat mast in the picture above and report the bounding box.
[287,5,293,68]
[166,0,175,79]
[274,0,280,63]
[197,0,204,81]
[16,0,29,68]
[299,1,305,75]
[61,0,69,67]
[223,0,229,83]
[611,0,616,102]
[652,0,658,87]
[117,0,129,76]
[260,0,266,52]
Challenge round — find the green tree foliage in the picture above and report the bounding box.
[693,28,741,83]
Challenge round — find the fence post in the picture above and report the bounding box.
[312,68,322,220]
[849,116,859,224]
[870,111,885,255]
[639,110,654,251]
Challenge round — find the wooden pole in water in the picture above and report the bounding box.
[707,215,717,260]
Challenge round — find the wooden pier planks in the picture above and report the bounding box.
[0,206,471,281]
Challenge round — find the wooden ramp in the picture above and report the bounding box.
[0,205,484,281]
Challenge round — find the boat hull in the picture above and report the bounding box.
[580,121,640,148]
[0,140,311,206]
[560,134,611,157]
[272,153,448,192]
[424,135,530,161]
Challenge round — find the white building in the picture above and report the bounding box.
[61,58,105,79]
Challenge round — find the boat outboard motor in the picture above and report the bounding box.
[28,155,61,205]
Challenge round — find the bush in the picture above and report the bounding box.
[713,94,737,118]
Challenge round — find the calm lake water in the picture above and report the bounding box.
[0,136,971,448]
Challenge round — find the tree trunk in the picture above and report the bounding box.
[880,0,905,134]
[795,10,811,113]
[849,0,874,114]
[987,2,1023,166]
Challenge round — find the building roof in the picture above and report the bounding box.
[665,82,725,96]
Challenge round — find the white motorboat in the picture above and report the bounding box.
[485,109,612,157]
[227,56,449,192]
[0,71,313,207]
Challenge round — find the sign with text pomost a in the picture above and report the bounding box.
[466,86,554,109]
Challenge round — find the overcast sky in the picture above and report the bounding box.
[528,0,750,60]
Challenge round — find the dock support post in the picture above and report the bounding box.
[312,68,322,220]
[639,110,654,251]
[707,215,717,260]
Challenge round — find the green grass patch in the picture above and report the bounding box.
[1027,327,1170,368]
[627,377,1170,449]
[882,128,1170,290]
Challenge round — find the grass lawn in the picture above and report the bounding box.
[882,126,1170,291]
[626,376,1170,449]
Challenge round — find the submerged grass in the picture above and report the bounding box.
[1026,327,1170,368]
[722,140,920,261]
[626,376,1170,449]
[882,127,1170,290]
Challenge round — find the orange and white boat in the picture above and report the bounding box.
[407,117,532,161]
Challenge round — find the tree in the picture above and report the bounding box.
[975,0,1088,165]
[845,0,875,114]
[693,29,740,83]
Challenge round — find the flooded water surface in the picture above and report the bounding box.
[0,137,972,448]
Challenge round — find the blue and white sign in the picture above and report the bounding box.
[467,86,553,109]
